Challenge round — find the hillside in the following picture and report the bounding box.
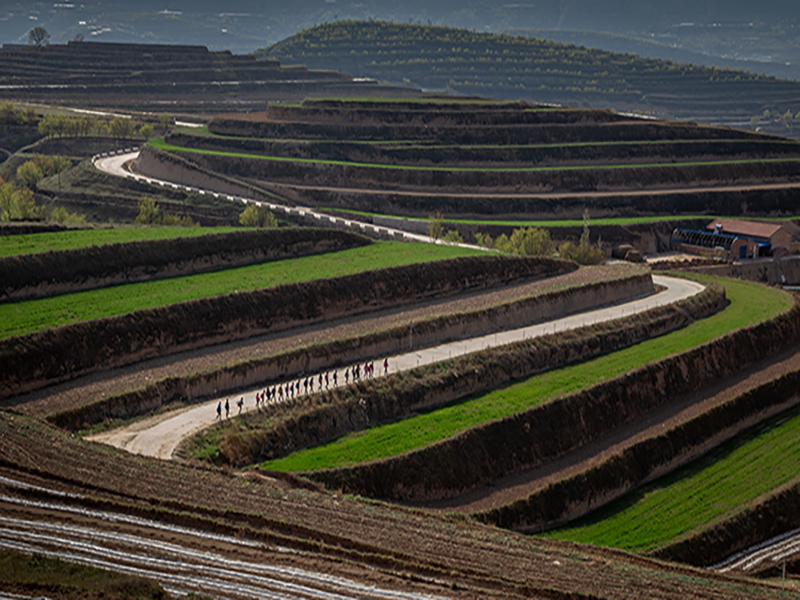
[0,41,423,113]
[262,21,800,131]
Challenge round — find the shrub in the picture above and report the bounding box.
[239,204,277,228]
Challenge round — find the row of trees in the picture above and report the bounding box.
[0,175,84,224]
[0,102,37,127]
[471,210,604,265]
[38,114,158,142]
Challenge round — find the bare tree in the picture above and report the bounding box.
[28,27,50,48]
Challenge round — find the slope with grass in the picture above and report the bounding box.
[543,405,800,557]
[0,241,481,339]
[0,225,237,258]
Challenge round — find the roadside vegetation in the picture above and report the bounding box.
[258,276,790,471]
[542,406,800,553]
[0,241,482,338]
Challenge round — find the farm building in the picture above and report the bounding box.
[671,228,762,260]
[671,219,799,260]
[705,219,797,255]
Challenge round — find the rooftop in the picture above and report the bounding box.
[706,218,789,240]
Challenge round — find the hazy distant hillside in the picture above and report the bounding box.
[4,0,798,78]
[262,20,800,130]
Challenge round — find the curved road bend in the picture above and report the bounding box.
[87,275,704,460]
[94,151,441,245]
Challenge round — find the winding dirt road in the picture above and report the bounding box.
[87,275,702,459]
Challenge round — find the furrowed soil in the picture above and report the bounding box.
[0,412,790,600]
[4,265,627,420]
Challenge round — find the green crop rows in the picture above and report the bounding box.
[149,139,800,174]
[259,276,790,472]
[542,408,800,552]
[0,226,239,258]
[0,242,482,339]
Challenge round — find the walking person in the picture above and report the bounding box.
[333,371,338,387]
[345,368,350,384]
[325,372,329,389]
[384,358,388,375]
[237,397,243,415]
[216,401,221,420]
[304,378,308,394]
[225,398,230,419]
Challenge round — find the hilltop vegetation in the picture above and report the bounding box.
[262,21,800,124]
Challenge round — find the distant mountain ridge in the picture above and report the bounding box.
[262,21,800,131]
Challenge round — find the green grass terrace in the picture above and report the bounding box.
[0,226,239,258]
[0,241,482,339]
[542,406,800,553]
[258,276,791,472]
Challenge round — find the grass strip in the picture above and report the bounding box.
[0,241,481,339]
[541,407,800,553]
[259,276,790,472]
[149,139,800,174]
[0,226,238,257]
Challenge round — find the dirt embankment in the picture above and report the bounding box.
[0,228,371,301]
[0,255,572,400]
[51,268,650,431]
[211,283,722,468]
[307,290,800,506]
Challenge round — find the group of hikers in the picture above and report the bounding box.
[215,358,390,420]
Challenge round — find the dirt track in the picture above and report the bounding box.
[5,265,635,420]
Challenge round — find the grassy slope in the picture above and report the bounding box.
[542,408,800,553]
[149,139,800,174]
[0,226,238,257]
[0,241,482,339]
[259,276,790,472]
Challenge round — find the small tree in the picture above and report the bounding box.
[158,113,173,130]
[28,26,50,48]
[135,196,160,224]
[239,204,277,228]
[49,206,86,224]
[16,161,44,189]
[139,124,154,142]
[427,211,444,239]
[109,117,134,141]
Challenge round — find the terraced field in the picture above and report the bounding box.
[258,277,790,472]
[142,98,800,222]
[0,241,480,338]
[543,406,800,553]
[0,226,237,257]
